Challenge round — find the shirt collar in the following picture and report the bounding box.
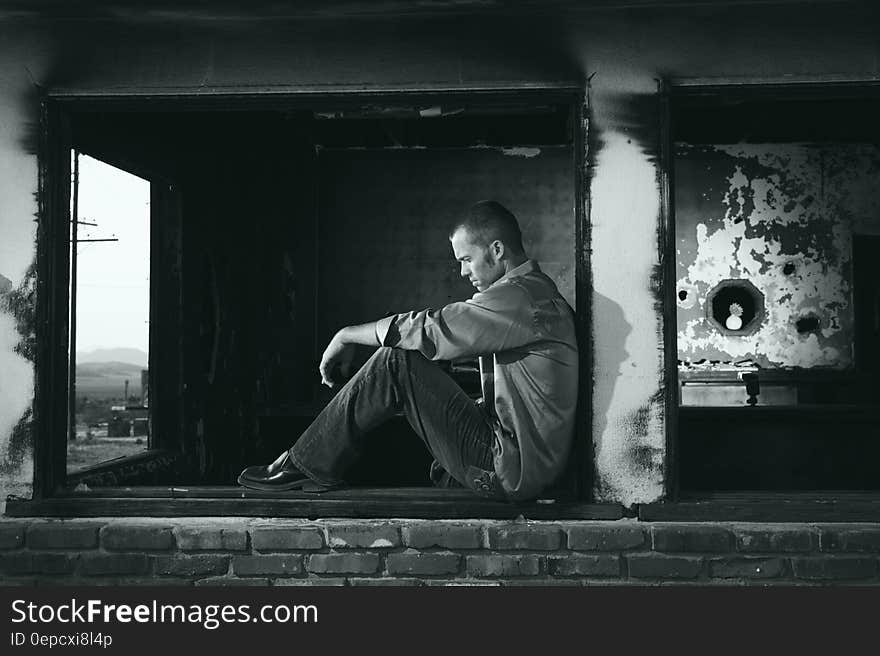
[490,259,539,288]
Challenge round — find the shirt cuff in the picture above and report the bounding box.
[375,315,397,347]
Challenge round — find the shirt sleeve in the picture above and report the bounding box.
[377,282,537,361]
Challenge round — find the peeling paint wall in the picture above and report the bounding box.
[0,28,50,505]
[676,143,880,370]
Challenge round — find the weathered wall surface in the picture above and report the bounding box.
[676,143,880,370]
[0,28,51,503]
[0,3,879,507]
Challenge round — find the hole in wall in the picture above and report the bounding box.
[677,282,698,309]
[706,279,765,336]
[795,314,821,334]
[783,262,796,275]
[712,289,755,327]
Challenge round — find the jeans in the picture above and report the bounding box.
[288,347,499,496]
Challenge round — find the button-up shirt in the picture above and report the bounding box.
[375,259,579,501]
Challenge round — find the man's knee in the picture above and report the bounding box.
[360,346,401,375]
[365,347,429,375]
[367,346,399,365]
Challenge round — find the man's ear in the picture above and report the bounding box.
[490,239,505,261]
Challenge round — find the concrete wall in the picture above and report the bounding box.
[1,2,879,507]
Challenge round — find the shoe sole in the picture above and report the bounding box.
[236,473,340,493]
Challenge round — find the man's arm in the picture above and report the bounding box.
[321,283,535,385]
[339,321,382,347]
[318,321,380,388]
[378,284,536,362]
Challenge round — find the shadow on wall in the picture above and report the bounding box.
[591,291,631,484]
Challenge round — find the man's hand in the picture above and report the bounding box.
[317,321,382,388]
[319,331,355,388]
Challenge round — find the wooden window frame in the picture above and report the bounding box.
[11,84,620,520]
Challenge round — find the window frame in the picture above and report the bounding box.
[18,85,612,520]
[661,78,880,510]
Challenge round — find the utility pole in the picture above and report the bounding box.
[68,152,79,445]
[68,151,120,445]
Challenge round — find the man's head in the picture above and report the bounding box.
[449,200,527,292]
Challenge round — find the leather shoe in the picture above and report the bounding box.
[237,452,314,491]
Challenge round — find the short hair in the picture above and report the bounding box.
[449,200,525,255]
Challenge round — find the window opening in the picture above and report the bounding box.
[672,85,880,491]
[41,90,586,506]
[67,152,151,473]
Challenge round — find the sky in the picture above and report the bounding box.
[74,154,150,354]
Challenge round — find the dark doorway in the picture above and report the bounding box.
[854,234,880,374]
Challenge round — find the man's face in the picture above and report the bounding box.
[451,227,505,292]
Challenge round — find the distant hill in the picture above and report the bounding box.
[76,361,144,399]
[76,361,145,378]
[77,348,148,368]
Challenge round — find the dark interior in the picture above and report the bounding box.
[672,89,880,145]
[675,88,880,493]
[67,95,577,488]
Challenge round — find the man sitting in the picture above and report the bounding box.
[238,200,579,501]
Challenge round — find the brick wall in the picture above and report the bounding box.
[2,518,880,585]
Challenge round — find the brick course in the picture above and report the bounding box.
[0,523,25,550]
[175,527,248,552]
[307,553,381,575]
[402,523,482,550]
[549,554,620,577]
[652,525,732,553]
[792,557,879,581]
[709,557,787,579]
[627,554,704,579]
[27,523,101,550]
[386,552,460,576]
[79,554,150,577]
[820,528,880,553]
[101,525,174,551]
[251,527,323,552]
[735,528,816,553]
[466,554,542,578]
[325,524,400,549]
[1,552,77,576]
[154,555,230,577]
[0,518,877,586]
[233,555,303,577]
[487,525,561,551]
[567,523,645,551]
